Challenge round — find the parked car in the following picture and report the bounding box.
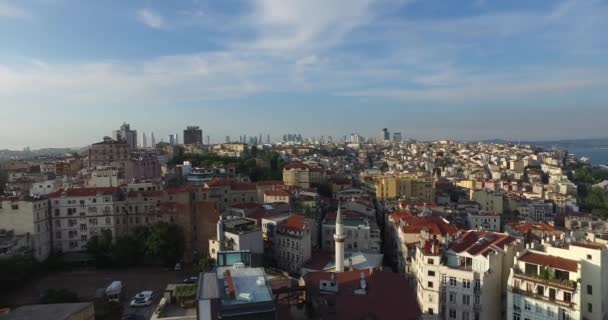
[183,276,199,284]
[130,291,153,307]
[174,263,182,271]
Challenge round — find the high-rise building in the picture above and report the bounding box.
[141,132,148,149]
[266,134,270,144]
[183,126,203,145]
[380,128,390,141]
[393,132,402,141]
[225,136,231,143]
[169,133,178,145]
[150,132,156,148]
[113,122,137,150]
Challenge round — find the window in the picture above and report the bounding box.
[450,277,457,286]
[427,258,434,265]
[449,292,455,303]
[587,254,592,260]
[462,295,470,306]
[462,311,470,320]
[587,285,593,295]
[564,292,572,303]
[428,281,434,289]
[549,288,556,300]
[513,314,520,320]
[474,295,480,305]
[428,309,434,315]
[463,280,471,289]
[449,309,456,319]
[588,303,593,313]
[428,270,435,277]
[55,231,62,239]
[524,301,531,311]
[11,204,19,210]
[54,209,60,216]
[537,286,544,296]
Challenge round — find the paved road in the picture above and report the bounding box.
[4,266,199,319]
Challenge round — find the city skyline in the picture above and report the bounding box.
[1,0,608,148]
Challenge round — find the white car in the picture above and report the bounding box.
[130,291,153,307]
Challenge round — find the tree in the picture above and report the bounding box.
[197,255,215,273]
[86,229,114,267]
[111,235,144,267]
[144,223,185,266]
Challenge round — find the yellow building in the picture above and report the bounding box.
[282,162,326,189]
[369,174,435,203]
[456,179,484,191]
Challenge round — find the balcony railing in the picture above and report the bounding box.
[511,288,576,309]
[513,269,577,291]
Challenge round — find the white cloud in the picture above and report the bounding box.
[0,2,30,19]
[244,0,376,52]
[136,8,167,30]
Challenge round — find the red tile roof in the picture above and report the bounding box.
[278,215,307,231]
[49,187,118,198]
[264,189,290,197]
[303,270,421,320]
[449,231,518,256]
[519,251,578,272]
[571,242,606,250]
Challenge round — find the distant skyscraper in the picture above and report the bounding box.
[381,128,390,141]
[206,135,210,145]
[113,122,137,150]
[183,126,203,145]
[393,132,402,141]
[169,133,178,145]
[150,132,156,148]
[142,132,148,149]
[226,136,231,143]
[266,134,270,144]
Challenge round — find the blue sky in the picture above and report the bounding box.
[1,0,607,149]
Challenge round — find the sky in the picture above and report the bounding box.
[0,0,607,149]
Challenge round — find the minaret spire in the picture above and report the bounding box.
[334,202,345,273]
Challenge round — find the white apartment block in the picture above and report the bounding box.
[413,231,522,320]
[321,211,381,254]
[49,188,121,253]
[467,212,501,232]
[209,217,264,259]
[274,215,312,274]
[0,197,51,261]
[507,239,608,320]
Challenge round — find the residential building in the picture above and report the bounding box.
[302,269,421,320]
[472,189,504,214]
[0,196,51,261]
[366,174,435,203]
[321,210,381,254]
[413,231,522,320]
[507,239,608,320]
[209,218,263,260]
[211,143,248,158]
[282,162,326,189]
[263,189,290,204]
[49,188,121,253]
[87,137,130,168]
[274,215,312,274]
[467,212,501,232]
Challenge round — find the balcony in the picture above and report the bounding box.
[513,269,577,291]
[511,287,576,310]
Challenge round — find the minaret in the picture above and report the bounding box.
[334,203,346,273]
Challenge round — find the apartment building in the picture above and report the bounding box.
[467,212,501,232]
[0,196,51,261]
[387,210,458,274]
[413,231,522,320]
[507,239,608,320]
[471,189,504,214]
[282,162,326,189]
[49,188,122,253]
[209,217,263,260]
[274,215,312,273]
[87,137,130,167]
[321,210,381,254]
[366,174,435,203]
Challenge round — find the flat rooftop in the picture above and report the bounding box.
[0,303,93,320]
[215,267,273,306]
